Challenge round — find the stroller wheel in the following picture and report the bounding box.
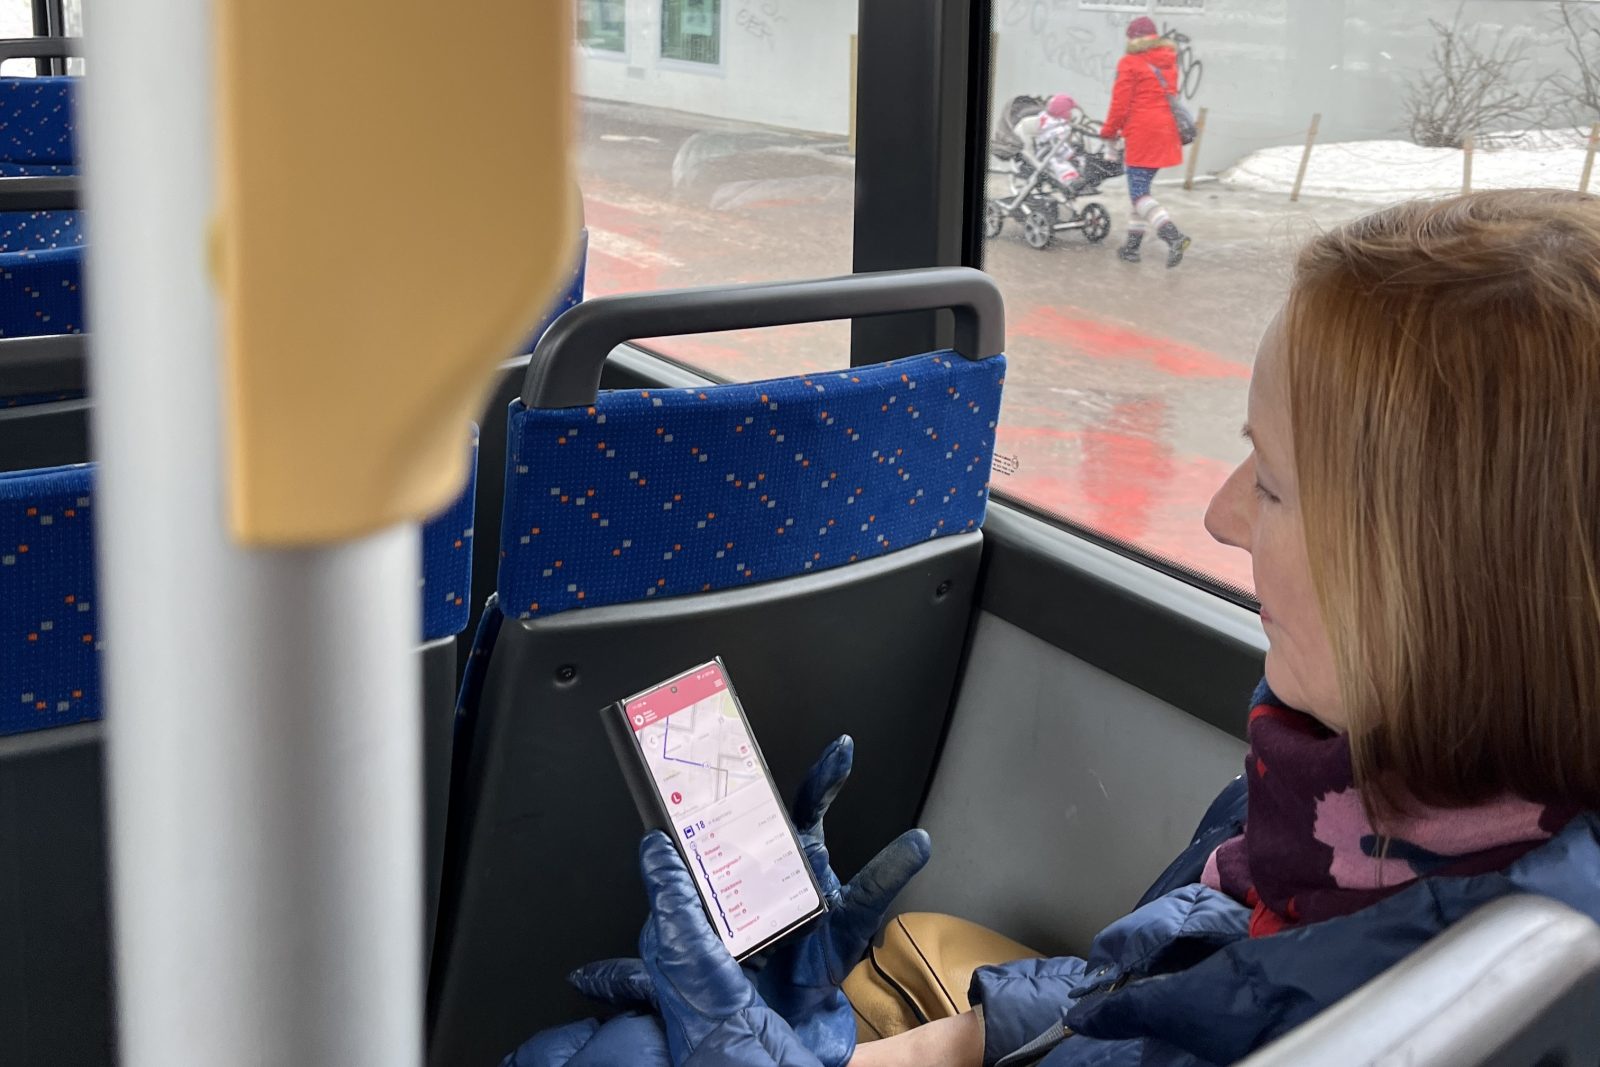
[1023,211,1053,250]
[984,200,1005,239]
[1080,202,1111,243]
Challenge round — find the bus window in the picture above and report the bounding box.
[62,0,83,76]
[0,0,41,75]
[572,0,857,380]
[979,1,1594,598]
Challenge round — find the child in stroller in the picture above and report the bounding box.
[987,93,1122,250]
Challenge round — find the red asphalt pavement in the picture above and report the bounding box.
[573,99,1359,593]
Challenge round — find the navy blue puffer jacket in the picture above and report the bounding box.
[508,778,1600,1066]
[971,779,1600,1066]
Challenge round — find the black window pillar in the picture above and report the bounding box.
[30,0,66,75]
[850,0,991,365]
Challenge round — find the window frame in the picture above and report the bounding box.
[851,0,1256,607]
[30,0,64,74]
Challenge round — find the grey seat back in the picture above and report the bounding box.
[1239,895,1600,1067]
[427,268,1007,1067]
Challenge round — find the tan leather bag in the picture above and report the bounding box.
[842,913,1042,1040]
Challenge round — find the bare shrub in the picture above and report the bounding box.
[1404,7,1550,148]
[1546,1,1600,127]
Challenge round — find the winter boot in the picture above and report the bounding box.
[1118,231,1144,263]
[1157,221,1191,268]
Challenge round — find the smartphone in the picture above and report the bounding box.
[602,657,826,960]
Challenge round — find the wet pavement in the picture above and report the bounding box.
[576,98,1372,592]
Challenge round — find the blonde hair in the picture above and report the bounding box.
[1285,189,1600,812]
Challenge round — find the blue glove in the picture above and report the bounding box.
[500,1013,672,1067]
[570,736,933,1067]
[638,831,825,1067]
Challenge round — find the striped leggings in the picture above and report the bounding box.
[1126,165,1174,236]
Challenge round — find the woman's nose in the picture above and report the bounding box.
[1205,460,1253,550]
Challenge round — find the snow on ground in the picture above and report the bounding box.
[1223,133,1598,204]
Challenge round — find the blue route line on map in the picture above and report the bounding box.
[690,841,733,937]
[661,718,711,768]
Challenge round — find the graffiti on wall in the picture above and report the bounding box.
[998,1,1205,101]
[1002,0,1120,85]
[736,0,786,47]
[1160,22,1204,99]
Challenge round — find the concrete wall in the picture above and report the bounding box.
[580,0,1594,169]
[992,0,1584,174]
[576,0,857,136]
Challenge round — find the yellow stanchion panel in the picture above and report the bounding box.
[215,1,577,545]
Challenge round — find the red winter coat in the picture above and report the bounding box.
[1101,40,1184,169]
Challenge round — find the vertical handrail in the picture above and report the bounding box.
[84,3,423,1065]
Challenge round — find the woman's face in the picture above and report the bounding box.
[1204,312,1346,731]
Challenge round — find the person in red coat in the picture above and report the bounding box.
[1101,16,1192,267]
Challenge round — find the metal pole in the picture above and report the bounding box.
[1183,105,1209,191]
[1581,121,1599,194]
[1462,133,1474,194]
[83,3,423,1065]
[848,33,858,155]
[1289,112,1320,203]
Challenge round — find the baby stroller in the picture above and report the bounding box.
[987,94,1123,251]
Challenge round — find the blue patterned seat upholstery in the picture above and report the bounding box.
[420,428,480,642]
[498,350,1006,618]
[0,245,83,337]
[0,77,77,170]
[0,462,96,737]
[0,209,83,252]
[0,76,85,339]
[0,432,479,736]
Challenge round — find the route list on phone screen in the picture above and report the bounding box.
[626,664,821,958]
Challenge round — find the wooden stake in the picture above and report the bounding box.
[848,34,858,155]
[1290,113,1321,202]
[1581,121,1600,193]
[1462,133,1474,193]
[1183,106,1209,190]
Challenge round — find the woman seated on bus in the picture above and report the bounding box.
[506,188,1600,1067]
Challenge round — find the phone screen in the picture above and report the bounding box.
[623,661,823,958]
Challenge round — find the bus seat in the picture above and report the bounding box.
[1238,895,1600,1067]
[0,462,109,1062]
[0,74,85,296]
[419,427,480,955]
[0,75,79,176]
[0,333,88,472]
[0,208,82,251]
[0,245,83,341]
[0,462,98,738]
[460,226,587,669]
[427,268,1004,1067]
[0,440,480,1066]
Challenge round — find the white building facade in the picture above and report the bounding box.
[577,0,1594,170]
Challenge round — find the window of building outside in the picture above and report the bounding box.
[982,0,1598,597]
[579,0,626,54]
[661,0,721,66]
[572,0,856,380]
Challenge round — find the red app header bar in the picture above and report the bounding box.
[625,663,728,732]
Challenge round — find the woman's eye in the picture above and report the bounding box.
[1253,479,1279,504]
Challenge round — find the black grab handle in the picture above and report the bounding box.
[0,333,86,401]
[0,176,79,212]
[0,37,82,64]
[521,266,1005,409]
